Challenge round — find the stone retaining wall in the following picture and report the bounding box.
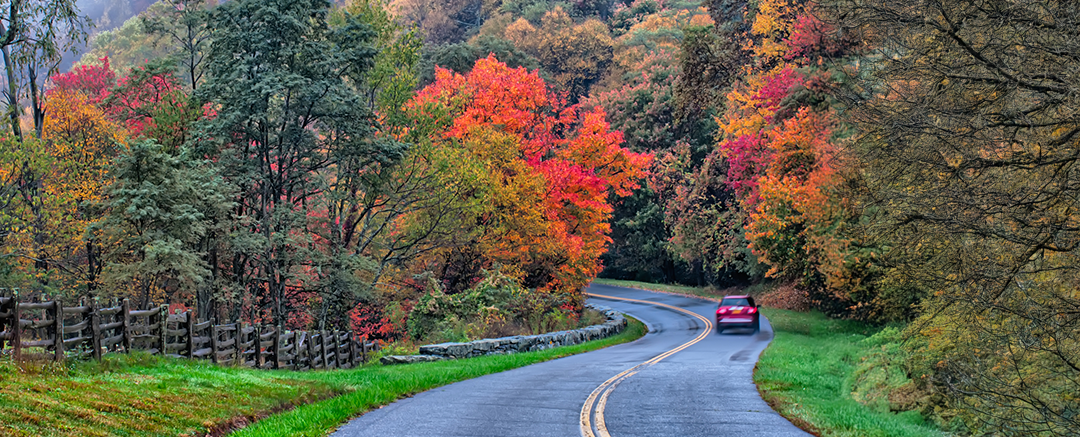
[380,304,627,365]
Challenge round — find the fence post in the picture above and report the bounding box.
[361,339,367,364]
[292,331,300,371]
[235,323,244,366]
[12,302,21,361]
[253,325,262,369]
[0,296,9,351]
[339,332,347,369]
[52,300,64,362]
[89,299,102,360]
[332,331,340,369]
[334,331,343,369]
[158,305,168,356]
[304,332,313,370]
[345,332,353,368]
[210,325,219,364]
[349,333,358,368]
[271,327,281,370]
[296,332,306,371]
[286,331,294,370]
[121,299,132,353]
[185,311,195,359]
[321,330,330,369]
[297,332,306,370]
[318,331,325,369]
[303,332,312,369]
[326,330,333,369]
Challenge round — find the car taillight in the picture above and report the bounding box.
[748,307,757,314]
[717,308,728,314]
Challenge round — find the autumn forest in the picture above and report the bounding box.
[0,0,1077,435]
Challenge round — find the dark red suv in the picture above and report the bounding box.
[715,295,760,333]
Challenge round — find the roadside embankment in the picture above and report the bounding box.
[755,308,944,437]
[0,316,646,437]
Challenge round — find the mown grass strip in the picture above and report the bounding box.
[755,308,944,437]
[0,355,342,437]
[232,317,647,437]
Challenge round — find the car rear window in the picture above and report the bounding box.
[721,298,750,307]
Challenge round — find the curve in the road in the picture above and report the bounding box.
[332,285,810,437]
[579,291,714,437]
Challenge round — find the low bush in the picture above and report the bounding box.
[407,270,593,343]
[849,327,929,415]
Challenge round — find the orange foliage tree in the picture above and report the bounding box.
[403,55,650,308]
[696,0,877,317]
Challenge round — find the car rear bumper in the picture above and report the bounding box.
[716,317,756,328]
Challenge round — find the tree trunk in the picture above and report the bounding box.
[28,65,43,139]
[0,32,21,142]
[86,239,98,296]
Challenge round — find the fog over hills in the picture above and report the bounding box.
[60,0,154,72]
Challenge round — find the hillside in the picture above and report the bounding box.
[0,1,1073,435]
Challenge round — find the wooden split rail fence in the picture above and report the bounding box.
[0,296,380,370]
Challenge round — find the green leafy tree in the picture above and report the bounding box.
[674,0,749,122]
[419,35,540,87]
[95,140,232,309]
[585,49,718,284]
[333,0,423,125]
[198,0,403,327]
[77,3,170,80]
[143,0,215,90]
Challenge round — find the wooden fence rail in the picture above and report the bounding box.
[0,297,380,371]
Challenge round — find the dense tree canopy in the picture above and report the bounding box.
[839,0,1080,433]
[3,1,1078,432]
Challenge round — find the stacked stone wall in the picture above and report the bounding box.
[380,304,627,365]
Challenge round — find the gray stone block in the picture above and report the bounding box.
[380,355,446,365]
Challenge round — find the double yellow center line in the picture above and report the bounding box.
[579,292,714,437]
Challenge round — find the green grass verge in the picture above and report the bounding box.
[0,317,645,437]
[590,278,728,300]
[233,316,647,436]
[756,308,944,437]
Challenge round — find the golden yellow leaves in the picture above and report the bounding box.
[43,88,126,206]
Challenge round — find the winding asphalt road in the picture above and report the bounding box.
[332,283,810,436]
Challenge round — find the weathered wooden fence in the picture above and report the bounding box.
[0,296,380,370]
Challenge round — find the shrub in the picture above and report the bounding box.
[406,269,583,343]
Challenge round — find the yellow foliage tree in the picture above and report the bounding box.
[504,7,614,100]
[8,88,127,294]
